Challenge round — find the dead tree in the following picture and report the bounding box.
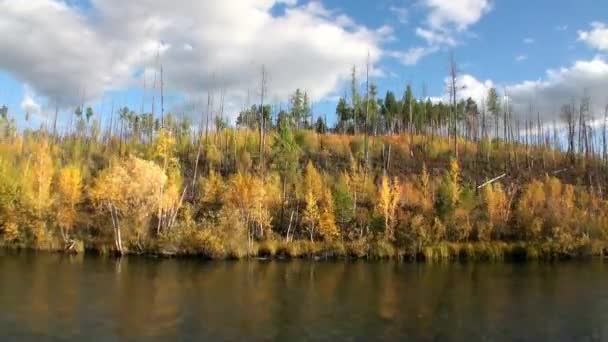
[259,65,267,172]
[449,53,459,160]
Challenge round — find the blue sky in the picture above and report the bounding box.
[1,0,607,130]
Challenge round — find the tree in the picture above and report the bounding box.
[271,123,301,229]
[303,187,320,242]
[487,88,501,139]
[435,159,460,218]
[377,175,400,240]
[335,98,352,134]
[0,105,7,120]
[153,129,180,234]
[480,182,508,240]
[85,107,94,123]
[314,117,327,134]
[54,165,82,243]
[199,169,225,212]
[464,97,479,140]
[318,189,340,241]
[27,141,54,217]
[516,180,545,240]
[91,157,167,254]
[333,174,354,229]
[302,161,323,241]
[402,85,414,134]
[350,65,360,135]
[290,89,305,128]
[223,173,276,248]
[383,91,399,134]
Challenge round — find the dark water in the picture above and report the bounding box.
[1,252,607,341]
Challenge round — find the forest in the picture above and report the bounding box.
[1,66,608,261]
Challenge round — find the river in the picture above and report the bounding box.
[0,251,607,341]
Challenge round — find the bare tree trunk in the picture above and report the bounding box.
[449,53,458,160]
[160,64,165,128]
[364,52,370,169]
[259,65,267,172]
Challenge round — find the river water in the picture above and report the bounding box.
[0,252,607,341]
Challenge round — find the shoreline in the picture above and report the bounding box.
[3,240,607,262]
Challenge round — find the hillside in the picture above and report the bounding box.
[1,116,607,260]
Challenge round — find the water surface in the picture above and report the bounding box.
[0,252,607,341]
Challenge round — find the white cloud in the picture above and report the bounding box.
[523,38,535,44]
[20,88,41,116]
[389,6,409,24]
[434,57,608,121]
[578,22,608,51]
[507,57,608,119]
[416,27,457,46]
[389,46,439,65]
[422,0,492,32]
[515,54,528,62]
[405,0,492,65]
[0,0,386,121]
[447,74,494,104]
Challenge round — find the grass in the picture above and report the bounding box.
[4,235,607,261]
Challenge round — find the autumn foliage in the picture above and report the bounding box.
[0,117,607,260]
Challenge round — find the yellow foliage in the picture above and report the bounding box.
[516,180,546,240]
[303,188,320,241]
[161,167,182,212]
[205,143,223,169]
[55,165,83,237]
[303,160,323,198]
[3,221,19,243]
[26,140,54,214]
[91,157,166,222]
[482,183,508,230]
[199,169,225,205]
[223,172,275,239]
[377,175,400,240]
[154,129,177,168]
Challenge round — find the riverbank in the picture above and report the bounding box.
[4,238,607,262]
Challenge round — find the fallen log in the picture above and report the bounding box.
[477,173,507,189]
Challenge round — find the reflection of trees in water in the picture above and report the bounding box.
[2,255,608,340]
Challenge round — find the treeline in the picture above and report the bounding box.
[1,79,608,260]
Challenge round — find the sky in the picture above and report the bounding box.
[0,0,607,131]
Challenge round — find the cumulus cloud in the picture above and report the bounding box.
[515,54,528,62]
[405,0,492,65]
[508,57,608,119]
[422,0,492,32]
[578,22,608,51]
[0,0,388,121]
[436,73,494,105]
[446,57,608,120]
[21,91,41,117]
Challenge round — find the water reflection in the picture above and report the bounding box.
[0,252,607,340]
